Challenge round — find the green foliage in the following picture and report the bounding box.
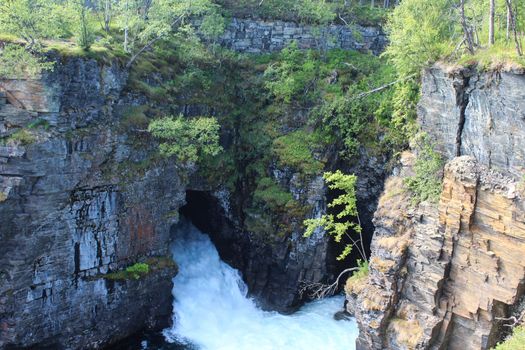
[265,45,397,159]
[404,134,444,204]
[0,192,7,202]
[0,44,54,79]
[272,130,324,175]
[2,129,37,146]
[493,326,525,350]
[350,259,369,281]
[105,262,150,280]
[75,1,95,50]
[304,170,361,261]
[385,0,455,78]
[125,262,149,279]
[216,0,336,24]
[253,177,295,209]
[200,11,227,40]
[0,0,71,46]
[148,115,222,164]
[264,43,319,104]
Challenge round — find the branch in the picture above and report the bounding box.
[299,267,359,299]
[126,13,186,69]
[351,73,418,100]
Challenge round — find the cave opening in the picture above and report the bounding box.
[176,190,245,272]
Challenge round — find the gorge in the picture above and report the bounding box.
[1,1,525,350]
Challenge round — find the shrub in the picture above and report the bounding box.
[148,115,222,164]
[404,134,444,205]
[272,130,324,175]
[304,170,363,261]
[0,44,54,79]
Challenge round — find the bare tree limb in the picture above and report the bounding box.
[299,267,359,299]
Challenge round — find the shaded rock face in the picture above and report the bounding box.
[181,146,387,313]
[195,17,387,55]
[419,66,525,178]
[182,176,333,313]
[0,58,184,349]
[350,68,525,350]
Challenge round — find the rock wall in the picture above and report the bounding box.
[419,66,525,178]
[195,17,387,55]
[0,58,184,349]
[349,67,525,350]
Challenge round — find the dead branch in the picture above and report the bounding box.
[299,267,359,299]
[351,73,417,100]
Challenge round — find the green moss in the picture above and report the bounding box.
[272,130,324,175]
[494,326,525,350]
[2,129,37,146]
[119,106,150,131]
[27,118,50,130]
[254,177,294,209]
[0,192,7,202]
[103,257,177,281]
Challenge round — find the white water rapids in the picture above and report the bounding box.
[161,220,359,350]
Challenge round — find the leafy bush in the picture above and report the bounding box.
[148,115,223,164]
[404,135,444,204]
[253,177,295,209]
[304,170,362,261]
[0,44,53,79]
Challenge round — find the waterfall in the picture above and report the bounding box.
[161,219,359,350]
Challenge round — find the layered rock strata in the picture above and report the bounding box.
[349,67,525,350]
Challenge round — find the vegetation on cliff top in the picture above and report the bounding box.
[386,0,525,75]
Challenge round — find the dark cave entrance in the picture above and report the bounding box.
[177,190,245,271]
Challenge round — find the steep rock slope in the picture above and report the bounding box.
[349,67,525,350]
[0,58,182,349]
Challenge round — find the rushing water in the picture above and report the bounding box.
[158,220,359,350]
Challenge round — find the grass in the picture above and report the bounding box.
[103,257,177,281]
[2,129,37,146]
[388,318,424,349]
[494,326,525,350]
[455,44,525,71]
[345,260,369,295]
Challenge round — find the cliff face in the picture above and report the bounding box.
[349,67,525,350]
[195,17,386,55]
[0,58,183,349]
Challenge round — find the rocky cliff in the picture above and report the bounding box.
[348,66,525,350]
[194,17,386,55]
[0,58,184,349]
[0,15,388,347]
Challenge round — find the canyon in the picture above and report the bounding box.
[1,15,524,350]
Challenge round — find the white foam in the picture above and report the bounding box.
[163,221,358,350]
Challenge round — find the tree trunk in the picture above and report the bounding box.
[507,5,511,40]
[460,0,475,53]
[489,0,495,45]
[505,0,523,55]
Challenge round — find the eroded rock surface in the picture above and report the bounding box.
[0,58,183,349]
[350,67,525,350]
